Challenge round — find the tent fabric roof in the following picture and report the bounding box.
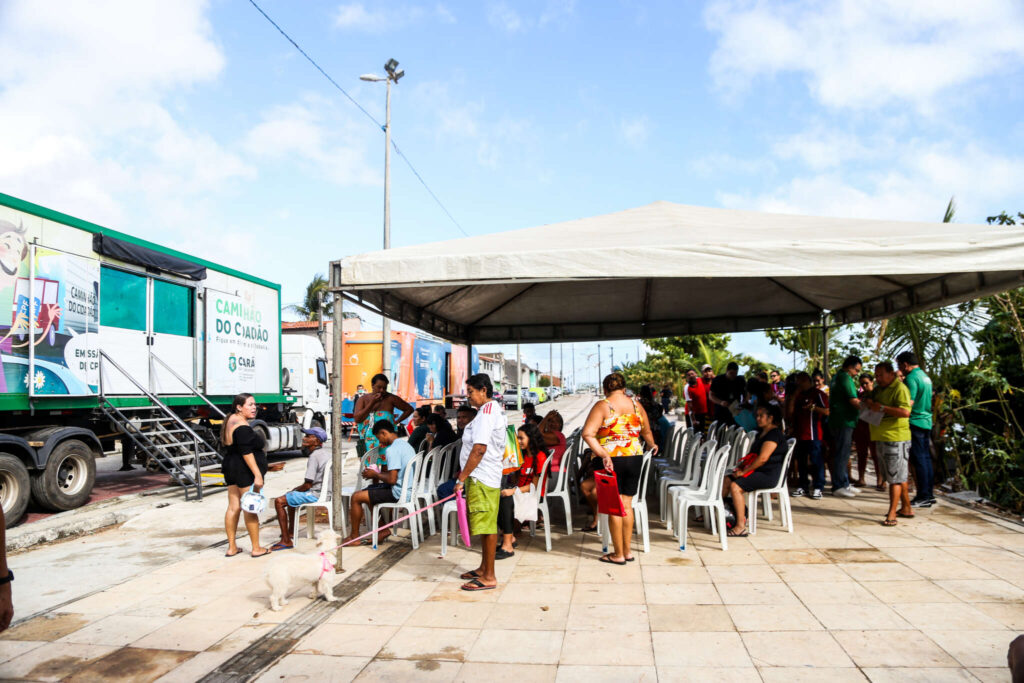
[330,201,1024,344]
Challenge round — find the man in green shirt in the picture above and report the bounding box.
[897,351,935,507]
[864,361,913,526]
[827,355,862,497]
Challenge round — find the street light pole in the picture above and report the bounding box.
[361,59,404,384]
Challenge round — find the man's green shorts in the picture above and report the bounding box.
[465,478,499,536]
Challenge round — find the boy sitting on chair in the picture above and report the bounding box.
[341,420,417,546]
[270,427,330,551]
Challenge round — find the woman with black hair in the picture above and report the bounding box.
[425,413,458,451]
[722,402,788,537]
[221,393,270,558]
[496,422,547,559]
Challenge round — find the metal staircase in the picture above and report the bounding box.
[97,351,223,501]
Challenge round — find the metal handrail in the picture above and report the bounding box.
[98,351,219,497]
[149,352,226,418]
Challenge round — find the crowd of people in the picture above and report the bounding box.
[675,352,935,527]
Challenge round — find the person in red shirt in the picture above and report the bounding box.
[496,422,546,559]
[686,367,711,433]
[790,371,829,499]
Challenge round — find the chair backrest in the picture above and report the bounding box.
[312,461,332,504]
[393,451,421,505]
[359,448,379,491]
[532,451,554,503]
[705,444,733,504]
[551,445,571,493]
[771,438,798,489]
[692,439,719,491]
[634,450,654,505]
[413,450,434,498]
[436,441,459,483]
[681,434,703,483]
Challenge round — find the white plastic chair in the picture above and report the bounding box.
[294,461,333,538]
[671,444,732,551]
[370,452,422,549]
[528,455,554,552]
[599,449,654,554]
[747,438,797,535]
[545,447,574,535]
[412,449,437,536]
[659,438,713,527]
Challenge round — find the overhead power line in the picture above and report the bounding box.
[246,0,469,237]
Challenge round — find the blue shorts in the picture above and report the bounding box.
[285,490,320,506]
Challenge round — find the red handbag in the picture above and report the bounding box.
[594,469,627,517]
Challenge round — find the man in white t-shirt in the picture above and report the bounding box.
[455,373,507,592]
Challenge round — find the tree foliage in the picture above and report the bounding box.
[621,335,774,392]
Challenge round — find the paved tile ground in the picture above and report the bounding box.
[3,477,1021,682]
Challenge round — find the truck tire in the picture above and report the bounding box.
[0,453,31,526]
[30,439,96,512]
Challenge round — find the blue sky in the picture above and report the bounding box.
[2,0,1023,379]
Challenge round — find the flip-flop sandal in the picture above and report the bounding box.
[599,555,627,565]
[225,549,242,557]
[460,570,481,580]
[251,549,272,558]
[625,556,636,562]
[896,511,915,519]
[875,484,886,491]
[882,518,898,526]
[582,524,598,533]
[270,542,293,552]
[461,578,496,592]
[727,528,749,537]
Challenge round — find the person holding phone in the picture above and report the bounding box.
[353,373,413,465]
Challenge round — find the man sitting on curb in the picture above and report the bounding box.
[270,427,330,551]
[341,420,417,546]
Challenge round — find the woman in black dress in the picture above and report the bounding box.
[222,393,270,557]
[722,402,788,538]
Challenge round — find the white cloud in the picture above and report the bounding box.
[770,128,874,170]
[0,0,252,229]
[620,116,650,146]
[690,153,777,178]
[539,0,576,26]
[334,2,454,32]
[704,0,1024,110]
[488,2,523,33]
[717,142,1024,223]
[242,98,379,186]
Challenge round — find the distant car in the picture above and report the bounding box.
[502,390,520,409]
[530,387,548,403]
[524,391,540,406]
[547,387,561,400]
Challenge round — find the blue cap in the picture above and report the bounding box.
[301,427,328,442]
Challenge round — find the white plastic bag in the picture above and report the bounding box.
[240,485,267,514]
[513,485,537,523]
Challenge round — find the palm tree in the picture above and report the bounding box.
[288,274,332,321]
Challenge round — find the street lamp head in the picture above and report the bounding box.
[384,58,399,74]
[360,73,386,82]
[392,68,405,82]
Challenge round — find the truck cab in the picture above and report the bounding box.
[281,335,331,433]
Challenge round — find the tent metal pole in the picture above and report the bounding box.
[331,291,345,573]
[821,315,830,381]
[571,343,575,392]
[516,343,522,411]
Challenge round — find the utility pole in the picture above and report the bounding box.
[549,343,553,389]
[611,347,615,370]
[571,343,576,392]
[330,291,344,573]
[516,343,522,410]
[598,343,602,383]
[559,344,563,389]
[361,59,404,384]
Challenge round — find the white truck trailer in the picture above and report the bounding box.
[0,192,328,526]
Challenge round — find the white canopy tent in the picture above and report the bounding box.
[328,201,1024,345]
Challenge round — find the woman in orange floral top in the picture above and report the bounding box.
[582,372,658,564]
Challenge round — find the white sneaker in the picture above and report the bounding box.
[848,485,861,494]
[834,486,857,498]
[791,488,805,497]
[811,489,823,500]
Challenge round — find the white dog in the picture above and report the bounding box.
[264,529,341,611]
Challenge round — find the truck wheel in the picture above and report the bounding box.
[30,439,96,511]
[0,453,31,526]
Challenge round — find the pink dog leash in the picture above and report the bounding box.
[318,551,335,579]
[328,493,458,551]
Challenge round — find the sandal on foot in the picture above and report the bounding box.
[225,549,242,557]
[599,554,627,565]
[461,578,496,592]
[896,511,915,519]
[270,542,293,552]
[727,527,749,537]
[882,518,898,527]
[582,524,598,533]
[459,570,481,580]
[251,549,271,558]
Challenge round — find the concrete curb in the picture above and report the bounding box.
[7,485,226,552]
